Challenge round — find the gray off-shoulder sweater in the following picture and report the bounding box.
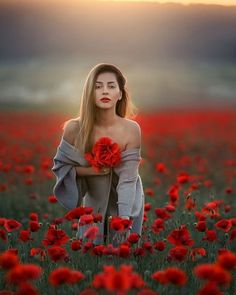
[51,137,145,245]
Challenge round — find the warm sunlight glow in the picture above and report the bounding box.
[101,0,236,5]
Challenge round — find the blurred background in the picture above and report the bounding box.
[0,0,236,113]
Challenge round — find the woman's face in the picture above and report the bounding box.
[94,72,122,109]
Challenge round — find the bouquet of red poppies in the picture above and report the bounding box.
[84,137,121,173]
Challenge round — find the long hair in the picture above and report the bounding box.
[62,63,138,153]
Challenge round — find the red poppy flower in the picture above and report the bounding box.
[92,264,145,293]
[197,281,223,295]
[29,213,38,221]
[30,248,46,261]
[229,229,236,242]
[152,267,187,286]
[70,240,82,251]
[127,233,140,244]
[85,137,121,172]
[167,225,194,246]
[151,218,165,234]
[110,216,132,231]
[29,221,40,232]
[49,267,84,285]
[48,195,57,203]
[154,241,166,251]
[84,225,99,241]
[0,250,19,270]
[65,206,86,220]
[92,245,106,256]
[155,162,166,173]
[15,282,39,295]
[154,208,171,220]
[190,248,206,261]
[0,229,7,242]
[177,172,190,184]
[168,246,188,262]
[215,219,232,232]
[18,229,33,242]
[145,188,154,196]
[47,246,67,262]
[42,228,69,247]
[4,219,22,232]
[118,244,131,258]
[6,264,42,284]
[195,221,207,232]
[202,230,217,242]
[165,267,188,286]
[79,214,94,226]
[194,263,231,286]
[217,250,236,270]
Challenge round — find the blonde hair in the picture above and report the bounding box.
[62,63,138,153]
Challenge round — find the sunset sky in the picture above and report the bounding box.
[103,0,236,5]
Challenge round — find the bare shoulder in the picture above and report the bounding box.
[62,118,81,146]
[122,118,141,149]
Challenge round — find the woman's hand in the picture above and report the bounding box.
[75,165,111,177]
[89,166,111,176]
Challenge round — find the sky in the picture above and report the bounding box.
[102,0,235,5]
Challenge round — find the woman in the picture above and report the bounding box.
[52,63,145,247]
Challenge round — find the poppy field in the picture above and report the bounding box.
[0,108,236,295]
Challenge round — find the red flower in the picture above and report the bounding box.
[190,248,206,261]
[110,216,133,231]
[30,248,46,261]
[155,162,167,173]
[229,229,236,242]
[154,241,166,251]
[151,219,165,234]
[154,208,170,220]
[4,219,22,232]
[217,250,236,270]
[194,263,231,286]
[118,244,131,258]
[92,245,106,256]
[15,282,39,295]
[18,229,33,242]
[215,219,232,232]
[152,267,187,286]
[168,246,188,262]
[0,250,19,270]
[42,228,69,247]
[79,214,94,226]
[202,230,217,242]
[49,267,84,285]
[167,225,194,246]
[127,233,140,244]
[0,229,7,242]
[92,264,145,293]
[177,172,190,184]
[48,195,57,203]
[70,240,82,251]
[65,206,86,220]
[84,137,121,172]
[29,221,40,232]
[84,225,99,241]
[165,267,188,286]
[6,264,42,284]
[197,281,223,295]
[29,213,38,221]
[47,246,68,262]
[195,221,207,232]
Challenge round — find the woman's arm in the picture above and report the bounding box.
[116,122,142,218]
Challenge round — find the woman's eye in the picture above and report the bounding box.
[95,85,116,89]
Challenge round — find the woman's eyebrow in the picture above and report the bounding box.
[95,81,116,84]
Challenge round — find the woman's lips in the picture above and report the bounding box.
[100,97,111,102]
